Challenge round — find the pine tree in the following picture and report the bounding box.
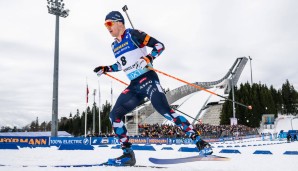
[30,121,36,132]
[270,85,282,117]
[40,121,47,132]
[35,117,39,131]
[281,80,298,115]
[101,100,112,134]
[237,83,251,126]
[221,82,278,128]
[72,109,82,136]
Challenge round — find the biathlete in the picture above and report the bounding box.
[94,11,212,166]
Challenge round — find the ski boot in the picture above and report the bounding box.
[191,134,213,155]
[107,142,136,166]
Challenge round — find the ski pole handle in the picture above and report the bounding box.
[122,5,128,12]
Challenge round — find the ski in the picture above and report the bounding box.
[54,164,167,168]
[0,163,166,168]
[53,161,167,168]
[100,163,167,169]
[96,162,167,168]
[149,155,230,164]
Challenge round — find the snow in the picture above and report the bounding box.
[0,138,297,171]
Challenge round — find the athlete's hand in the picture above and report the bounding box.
[136,57,150,70]
[93,66,106,77]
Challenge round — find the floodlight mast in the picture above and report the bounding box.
[47,0,69,137]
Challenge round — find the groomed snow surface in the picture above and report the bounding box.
[0,138,297,171]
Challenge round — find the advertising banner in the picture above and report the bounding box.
[91,137,119,145]
[0,136,49,147]
[167,138,193,145]
[50,137,90,146]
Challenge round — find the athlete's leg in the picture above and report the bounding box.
[138,71,196,137]
[108,86,142,166]
[109,86,144,143]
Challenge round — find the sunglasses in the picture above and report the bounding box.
[104,20,119,27]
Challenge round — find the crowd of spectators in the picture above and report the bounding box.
[138,123,258,139]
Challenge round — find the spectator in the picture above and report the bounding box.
[287,133,291,142]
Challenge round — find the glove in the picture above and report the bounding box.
[93,66,107,77]
[136,57,150,70]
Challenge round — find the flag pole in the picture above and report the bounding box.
[98,80,101,134]
[111,81,113,107]
[85,77,89,137]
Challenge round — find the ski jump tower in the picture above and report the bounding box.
[126,57,248,135]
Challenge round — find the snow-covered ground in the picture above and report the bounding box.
[0,138,297,171]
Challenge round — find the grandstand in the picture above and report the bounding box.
[200,104,223,125]
[126,57,248,135]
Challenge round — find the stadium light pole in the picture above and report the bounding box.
[47,0,69,137]
[231,74,236,118]
[231,72,237,125]
[248,56,253,85]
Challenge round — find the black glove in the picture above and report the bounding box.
[93,66,108,77]
[94,66,105,73]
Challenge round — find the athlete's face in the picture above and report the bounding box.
[104,20,122,37]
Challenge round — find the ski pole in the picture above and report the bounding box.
[122,5,135,29]
[172,107,200,122]
[147,66,253,110]
[104,73,129,86]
